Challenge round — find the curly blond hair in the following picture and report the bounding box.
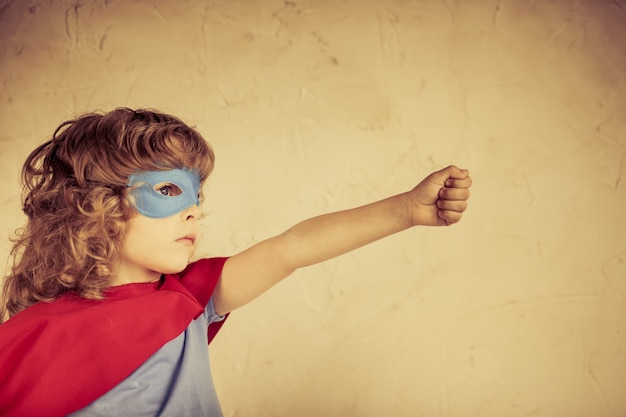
[1,108,215,320]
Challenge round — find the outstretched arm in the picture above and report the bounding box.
[213,165,472,315]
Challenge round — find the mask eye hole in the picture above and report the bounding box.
[153,182,183,197]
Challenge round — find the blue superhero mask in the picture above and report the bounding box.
[126,168,201,218]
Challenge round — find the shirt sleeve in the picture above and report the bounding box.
[206,296,227,324]
[207,296,229,344]
[177,257,230,344]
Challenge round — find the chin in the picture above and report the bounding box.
[158,261,191,275]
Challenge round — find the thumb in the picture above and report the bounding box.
[431,165,469,183]
[446,165,469,178]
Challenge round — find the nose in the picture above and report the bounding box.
[182,203,201,221]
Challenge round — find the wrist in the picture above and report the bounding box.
[398,191,421,228]
[403,190,432,227]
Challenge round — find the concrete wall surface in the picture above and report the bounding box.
[1,0,625,416]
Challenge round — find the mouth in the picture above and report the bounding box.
[176,234,197,246]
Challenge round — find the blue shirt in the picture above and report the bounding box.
[70,298,226,417]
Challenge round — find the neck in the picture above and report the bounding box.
[109,264,162,287]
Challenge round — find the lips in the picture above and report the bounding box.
[176,234,197,246]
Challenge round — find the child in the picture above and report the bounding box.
[0,108,472,417]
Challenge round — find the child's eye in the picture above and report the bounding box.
[153,182,183,197]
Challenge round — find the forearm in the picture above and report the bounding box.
[277,191,414,270]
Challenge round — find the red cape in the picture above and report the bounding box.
[0,257,228,417]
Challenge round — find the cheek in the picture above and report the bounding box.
[122,217,161,253]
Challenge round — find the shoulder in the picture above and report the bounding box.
[179,257,229,280]
[172,257,229,309]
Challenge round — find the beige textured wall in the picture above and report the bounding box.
[1,0,625,416]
